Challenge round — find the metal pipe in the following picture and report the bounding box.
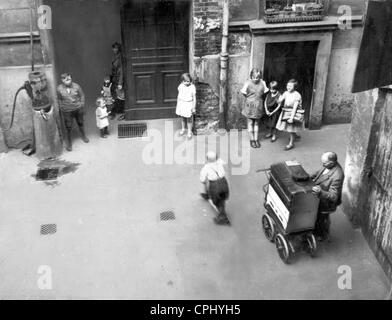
[218,0,229,129]
[0,7,31,11]
[0,85,28,132]
[29,7,34,71]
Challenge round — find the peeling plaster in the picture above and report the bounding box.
[228,32,251,56]
[193,55,220,96]
[345,88,392,280]
[193,16,222,33]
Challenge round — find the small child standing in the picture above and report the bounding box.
[101,76,115,119]
[200,151,230,226]
[95,97,110,138]
[241,68,269,148]
[263,81,281,142]
[115,84,126,121]
[175,73,196,139]
[275,79,304,151]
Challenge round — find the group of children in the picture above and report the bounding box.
[241,68,304,151]
[94,72,197,140]
[173,69,304,151]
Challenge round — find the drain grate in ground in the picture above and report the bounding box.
[160,211,176,221]
[118,123,147,138]
[40,224,57,235]
[36,168,59,181]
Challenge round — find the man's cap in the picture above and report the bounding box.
[206,151,218,162]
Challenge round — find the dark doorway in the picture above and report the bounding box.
[121,0,190,120]
[264,41,319,127]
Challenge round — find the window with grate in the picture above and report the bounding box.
[263,0,327,23]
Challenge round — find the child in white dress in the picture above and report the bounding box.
[175,73,196,139]
[95,97,110,138]
[101,76,115,119]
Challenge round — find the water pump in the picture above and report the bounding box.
[1,71,63,159]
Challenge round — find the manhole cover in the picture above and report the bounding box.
[36,168,59,181]
[118,123,147,138]
[40,224,57,235]
[160,211,175,221]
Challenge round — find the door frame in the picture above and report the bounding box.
[120,0,192,121]
[263,40,319,128]
[251,30,333,130]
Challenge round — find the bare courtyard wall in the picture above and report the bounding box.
[323,26,363,124]
[0,0,42,149]
[343,88,392,282]
[44,0,122,100]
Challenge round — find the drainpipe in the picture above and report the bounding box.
[218,0,229,130]
[29,6,35,71]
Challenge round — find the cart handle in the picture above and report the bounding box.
[256,168,270,173]
[256,168,271,180]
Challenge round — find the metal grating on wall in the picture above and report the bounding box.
[118,123,148,138]
[36,168,60,181]
[40,224,57,235]
[160,211,176,221]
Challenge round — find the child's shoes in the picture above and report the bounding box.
[214,216,231,226]
[200,193,209,200]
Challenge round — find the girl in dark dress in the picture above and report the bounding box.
[263,81,281,143]
[241,68,269,148]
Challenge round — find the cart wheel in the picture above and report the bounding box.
[305,233,317,257]
[262,214,275,242]
[275,233,291,264]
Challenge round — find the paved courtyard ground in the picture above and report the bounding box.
[0,116,390,299]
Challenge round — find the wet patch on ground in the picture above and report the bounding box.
[32,159,81,187]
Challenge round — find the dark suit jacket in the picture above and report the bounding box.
[311,163,345,212]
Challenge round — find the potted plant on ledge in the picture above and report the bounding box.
[264,0,326,23]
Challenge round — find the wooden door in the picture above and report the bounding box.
[264,41,319,128]
[121,0,189,120]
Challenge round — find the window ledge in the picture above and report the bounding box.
[0,32,40,43]
[380,85,392,93]
[229,15,364,34]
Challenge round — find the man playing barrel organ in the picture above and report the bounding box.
[311,152,345,241]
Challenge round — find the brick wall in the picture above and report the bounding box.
[192,0,223,133]
[193,0,223,57]
[194,82,220,134]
